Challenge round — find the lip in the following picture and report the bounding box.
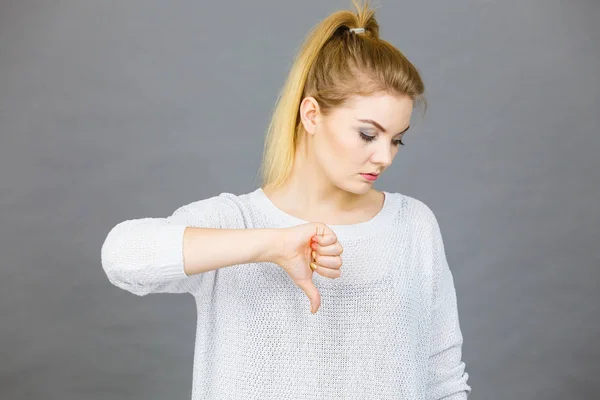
[360,173,379,182]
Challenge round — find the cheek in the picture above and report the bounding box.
[316,124,366,170]
[327,139,360,170]
[330,131,362,155]
[341,136,373,164]
[328,138,372,177]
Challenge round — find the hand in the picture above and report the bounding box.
[275,222,343,314]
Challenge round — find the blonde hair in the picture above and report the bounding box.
[259,0,426,190]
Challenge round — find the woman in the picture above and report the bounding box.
[101,1,471,398]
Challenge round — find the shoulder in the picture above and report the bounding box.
[169,190,256,229]
[385,191,438,227]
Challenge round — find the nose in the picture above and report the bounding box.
[370,142,394,168]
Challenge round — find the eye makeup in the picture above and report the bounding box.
[359,131,405,146]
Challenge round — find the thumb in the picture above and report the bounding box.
[297,279,321,314]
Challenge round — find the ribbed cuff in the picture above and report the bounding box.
[152,223,189,280]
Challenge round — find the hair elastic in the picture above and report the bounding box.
[349,27,365,34]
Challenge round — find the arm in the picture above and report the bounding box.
[100,194,281,296]
[427,211,472,399]
[181,227,280,275]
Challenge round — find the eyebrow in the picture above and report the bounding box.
[357,119,410,135]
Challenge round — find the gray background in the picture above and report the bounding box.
[1,0,598,399]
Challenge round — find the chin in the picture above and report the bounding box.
[337,181,372,196]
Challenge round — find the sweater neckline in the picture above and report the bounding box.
[252,187,397,237]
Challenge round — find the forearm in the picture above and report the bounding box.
[183,227,282,275]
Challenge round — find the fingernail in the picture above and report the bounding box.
[312,250,316,260]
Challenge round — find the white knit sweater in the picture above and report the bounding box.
[101,187,471,399]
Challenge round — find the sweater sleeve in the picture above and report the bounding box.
[427,211,472,399]
[100,194,235,296]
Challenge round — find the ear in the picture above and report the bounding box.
[299,96,320,135]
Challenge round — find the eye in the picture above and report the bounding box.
[359,131,376,142]
[360,131,405,146]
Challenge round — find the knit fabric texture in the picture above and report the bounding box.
[101,187,471,399]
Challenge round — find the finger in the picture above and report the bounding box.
[315,231,337,246]
[311,224,337,245]
[316,264,342,279]
[314,233,338,247]
[313,254,343,270]
[312,243,343,256]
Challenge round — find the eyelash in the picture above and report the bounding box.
[359,132,405,146]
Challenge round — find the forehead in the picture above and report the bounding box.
[332,92,413,127]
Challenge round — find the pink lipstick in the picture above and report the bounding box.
[360,173,379,182]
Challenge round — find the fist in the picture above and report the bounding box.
[275,222,344,313]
